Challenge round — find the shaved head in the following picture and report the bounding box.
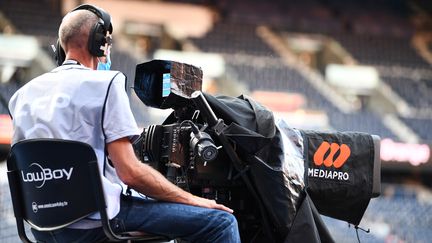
[58,10,99,53]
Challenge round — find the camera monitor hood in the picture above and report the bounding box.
[134,60,203,109]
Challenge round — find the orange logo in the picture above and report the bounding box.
[313,142,351,168]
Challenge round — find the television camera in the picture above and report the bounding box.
[132,60,381,242]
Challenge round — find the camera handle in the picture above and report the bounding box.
[191,91,218,127]
[191,91,277,243]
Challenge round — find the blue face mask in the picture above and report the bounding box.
[97,54,111,70]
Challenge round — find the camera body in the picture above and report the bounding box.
[133,60,227,186]
[134,123,190,168]
[133,122,220,174]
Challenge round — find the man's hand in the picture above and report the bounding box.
[189,195,234,213]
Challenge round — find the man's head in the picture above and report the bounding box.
[56,4,113,68]
[59,10,98,54]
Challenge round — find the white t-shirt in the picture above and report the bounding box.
[8,62,141,228]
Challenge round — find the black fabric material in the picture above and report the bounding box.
[203,93,305,240]
[302,130,375,225]
[285,191,335,243]
[246,152,300,239]
[203,93,275,153]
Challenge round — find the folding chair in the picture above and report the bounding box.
[6,138,169,243]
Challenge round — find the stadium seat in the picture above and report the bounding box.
[6,139,169,243]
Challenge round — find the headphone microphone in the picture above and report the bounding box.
[52,4,113,66]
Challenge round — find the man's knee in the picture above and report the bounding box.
[225,212,238,227]
[210,211,240,242]
[213,210,238,229]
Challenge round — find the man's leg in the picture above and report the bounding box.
[111,194,241,243]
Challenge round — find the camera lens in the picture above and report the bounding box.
[199,143,218,161]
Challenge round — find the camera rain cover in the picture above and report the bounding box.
[134,60,202,109]
[202,93,305,238]
[302,130,379,225]
[201,93,380,237]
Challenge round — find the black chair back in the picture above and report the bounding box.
[7,139,121,242]
[7,138,169,243]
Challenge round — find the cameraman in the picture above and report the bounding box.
[8,4,240,243]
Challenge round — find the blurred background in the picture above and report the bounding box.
[1,0,432,242]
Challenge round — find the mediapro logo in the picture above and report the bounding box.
[308,141,351,181]
[21,163,74,188]
[313,141,351,168]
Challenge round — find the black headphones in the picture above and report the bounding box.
[53,4,113,66]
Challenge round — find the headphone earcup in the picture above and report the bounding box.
[55,39,66,66]
[57,4,112,61]
[88,23,106,57]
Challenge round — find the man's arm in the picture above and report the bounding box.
[107,137,233,213]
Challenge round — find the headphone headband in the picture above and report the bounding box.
[71,4,113,34]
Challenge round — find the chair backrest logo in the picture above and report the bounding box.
[313,141,351,168]
[21,163,74,188]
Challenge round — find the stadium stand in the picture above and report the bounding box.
[191,22,277,56]
[332,34,430,67]
[204,0,432,144]
[1,0,431,242]
[0,81,20,114]
[323,183,432,243]
[400,117,432,142]
[110,49,140,90]
[381,76,432,110]
[222,57,398,137]
[189,13,400,140]
[0,0,61,38]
